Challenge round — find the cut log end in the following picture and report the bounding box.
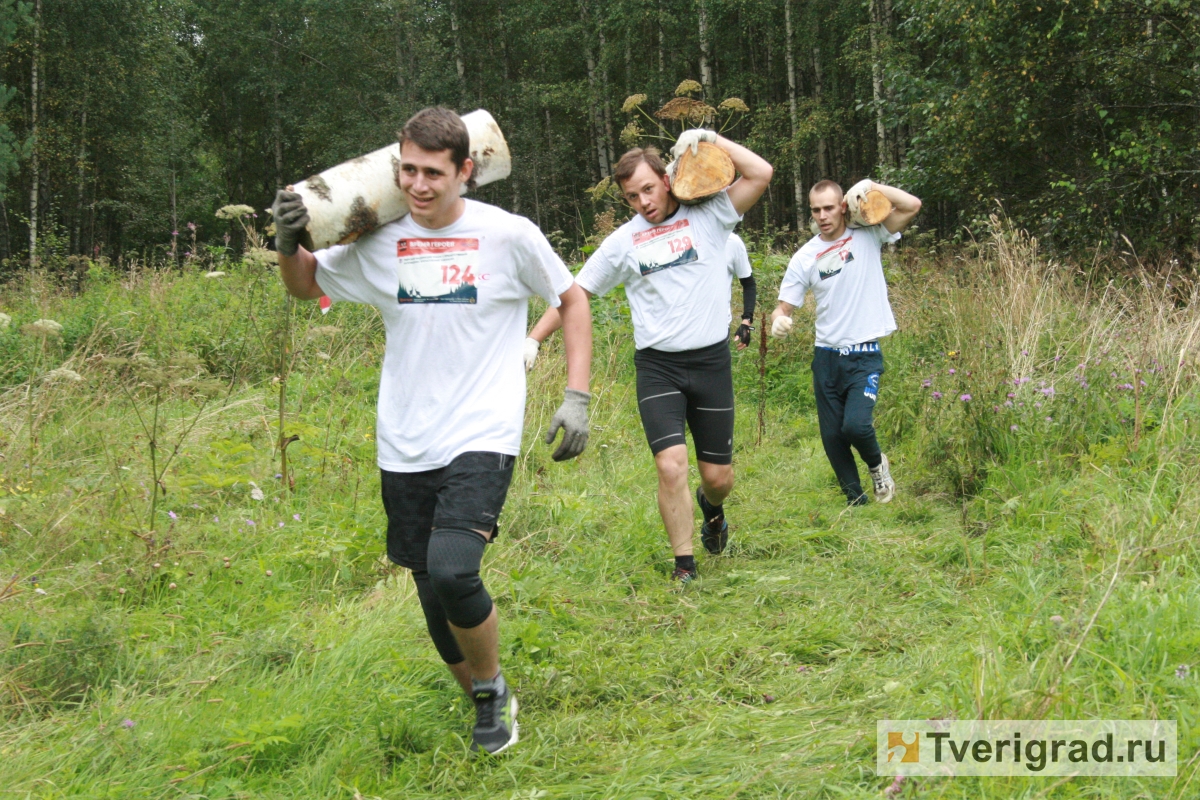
[670,142,735,205]
[846,181,894,227]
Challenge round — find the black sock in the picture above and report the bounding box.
[675,554,696,572]
[698,488,724,521]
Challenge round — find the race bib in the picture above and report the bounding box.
[396,238,480,304]
[633,219,698,276]
[815,235,853,281]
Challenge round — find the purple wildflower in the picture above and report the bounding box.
[922,379,932,388]
[959,394,971,402]
[278,521,285,528]
[121,719,135,729]
[1007,392,1015,398]
[168,511,177,520]
[1010,424,1019,432]
[931,391,943,400]
[948,368,956,375]
[1177,665,1190,680]
[1004,400,1013,407]
[293,514,301,521]
[246,519,256,527]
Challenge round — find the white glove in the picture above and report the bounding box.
[523,337,540,371]
[770,315,794,339]
[671,128,717,159]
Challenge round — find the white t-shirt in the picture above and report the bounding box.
[778,224,901,348]
[577,190,742,352]
[726,232,752,279]
[315,199,574,472]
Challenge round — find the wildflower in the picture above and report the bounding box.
[931,391,943,400]
[966,371,972,377]
[1007,392,1015,398]
[121,719,135,729]
[249,481,264,501]
[0,312,9,330]
[213,515,219,523]
[884,776,906,798]
[171,230,179,237]
[215,204,255,219]
[948,368,956,375]
[620,93,648,113]
[959,394,971,402]
[1046,416,1053,422]
[992,405,1000,412]
[246,519,256,527]
[1010,424,1018,432]
[1177,665,1190,679]
[1021,350,1028,356]
[187,222,196,231]
[44,368,83,383]
[1140,380,1147,387]
[1050,615,1064,625]
[278,521,284,528]
[204,271,226,279]
[674,79,703,96]
[23,318,63,338]
[921,379,932,388]
[169,582,177,590]
[1054,355,1062,361]
[275,473,283,480]
[718,97,750,113]
[1034,402,1042,408]
[293,513,301,521]
[1079,380,1089,389]
[168,511,177,520]
[1004,400,1013,407]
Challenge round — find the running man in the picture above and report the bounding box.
[769,179,921,505]
[271,107,592,754]
[527,131,772,581]
[524,229,757,364]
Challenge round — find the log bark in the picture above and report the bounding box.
[292,109,512,251]
[670,142,735,205]
[845,179,893,227]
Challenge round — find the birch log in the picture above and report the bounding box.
[291,109,511,251]
[669,142,735,205]
[845,179,893,227]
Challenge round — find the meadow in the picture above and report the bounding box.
[1,220,1198,799]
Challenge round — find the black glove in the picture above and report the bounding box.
[271,190,310,256]
[734,319,753,348]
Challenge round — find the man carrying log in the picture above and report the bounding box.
[271,107,593,755]
[527,131,772,582]
[769,179,921,505]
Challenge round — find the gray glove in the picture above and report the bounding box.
[271,189,310,256]
[545,388,590,461]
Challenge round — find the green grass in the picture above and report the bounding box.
[1,238,1199,798]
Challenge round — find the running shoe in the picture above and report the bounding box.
[869,453,896,504]
[696,486,729,555]
[470,676,519,755]
[671,565,698,583]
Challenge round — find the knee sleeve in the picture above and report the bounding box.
[411,570,465,664]
[426,528,494,629]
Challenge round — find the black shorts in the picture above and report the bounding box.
[380,451,515,571]
[633,339,735,465]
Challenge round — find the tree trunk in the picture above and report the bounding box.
[450,0,466,102]
[580,1,610,179]
[869,0,889,169]
[784,0,803,230]
[597,24,615,168]
[698,0,712,98]
[394,1,407,95]
[657,0,665,94]
[73,102,88,255]
[812,44,829,179]
[28,0,40,269]
[272,40,284,189]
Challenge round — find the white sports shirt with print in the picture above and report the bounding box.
[778,224,901,348]
[315,199,575,472]
[725,232,752,280]
[577,190,742,352]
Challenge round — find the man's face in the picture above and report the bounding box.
[621,161,676,224]
[810,187,847,238]
[398,141,473,221]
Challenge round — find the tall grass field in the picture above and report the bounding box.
[2,221,1199,798]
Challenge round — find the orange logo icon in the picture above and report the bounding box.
[887,732,920,763]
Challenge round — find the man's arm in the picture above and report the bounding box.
[715,135,773,216]
[278,248,325,300]
[528,287,593,345]
[557,283,592,392]
[871,182,922,234]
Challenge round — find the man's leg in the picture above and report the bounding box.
[654,444,694,556]
[841,351,893,501]
[697,461,734,505]
[427,452,519,754]
[812,350,864,503]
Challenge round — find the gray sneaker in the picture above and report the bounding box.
[870,453,896,503]
[470,673,519,754]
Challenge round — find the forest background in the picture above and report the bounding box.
[0,0,1198,268]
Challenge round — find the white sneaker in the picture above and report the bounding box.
[870,453,896,503]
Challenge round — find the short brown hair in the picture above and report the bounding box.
[614,147,668,190]
[809,179,844,198]
[398,107,476,190]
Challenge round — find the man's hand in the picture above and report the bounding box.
[734,319,753,349]
[523,337,541,371]
[271,190,310,256]
[545,388,590,461]
[671,128,717,159]
[770,315,793,339]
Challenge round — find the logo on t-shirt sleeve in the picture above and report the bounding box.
[632,219,698,276]
[815,234,853,281]
[396,238,479,304]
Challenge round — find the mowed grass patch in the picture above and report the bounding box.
[0,243,1198,798]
